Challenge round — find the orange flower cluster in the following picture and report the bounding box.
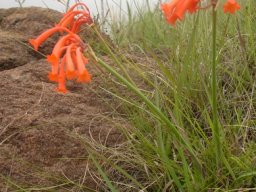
[161,0,240,26]
[161,0,200,26]
[29,3,93,93]
[223,0,240,14]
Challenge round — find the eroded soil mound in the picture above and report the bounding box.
[0,7,122,191]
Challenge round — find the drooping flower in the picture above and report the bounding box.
[223,0,240,14]
[71,16,92,33]
[29,2,93,93]
[59,2,92,29]
[29,26,74,51]
[59,11,85,27]
[65,44,78,80]
[48,65,59,82]
[56,55,67,93]
[161,0,240,26]
[47,35,70,65]
[66,2,90,16]
[75,47,91,83]
[161,0,201,26]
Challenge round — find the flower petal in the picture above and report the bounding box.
[223,0,240,14]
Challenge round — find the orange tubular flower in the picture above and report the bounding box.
[66,33,85,48]
[66,44,78,80]
[161,0,180,25]
[75,47,91,83]
[47,35,71,65]
[29,2,93,93]
[59,11,85,27]
[56,55,67,93]
[161,0,200,26]
[223,0,240,14]
[71,17,90,33]
[66,2,90,15]
[48,61,59,82]
[29,26,74,51]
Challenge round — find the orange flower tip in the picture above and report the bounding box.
[163,13,180,26]
[161,0,200,26]
[29,39,39,51]
[66,71,77,80]
[47,54,58,65]
[48,73,58,82]
[223,0,240,14]
[77,71,91,83]
[160,3,169,13]
[55,87,68,94]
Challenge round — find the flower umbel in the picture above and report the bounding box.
[29,3,93,93]
[223,0,240,14]
[161,0,241,25]
[161,0,201,26]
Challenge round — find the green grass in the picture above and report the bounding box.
[86,0,256,191]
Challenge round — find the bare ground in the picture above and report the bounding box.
[0,7,124,191]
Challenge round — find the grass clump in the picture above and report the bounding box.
[87,0,256,191]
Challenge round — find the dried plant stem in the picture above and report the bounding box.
[15,0,25,8]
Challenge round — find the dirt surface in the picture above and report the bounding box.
[0,7,123,191]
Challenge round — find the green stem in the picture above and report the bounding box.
[212,5,222,168]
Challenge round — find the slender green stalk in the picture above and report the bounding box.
[212,4,222,168]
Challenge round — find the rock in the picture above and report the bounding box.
[0,7,123,191]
